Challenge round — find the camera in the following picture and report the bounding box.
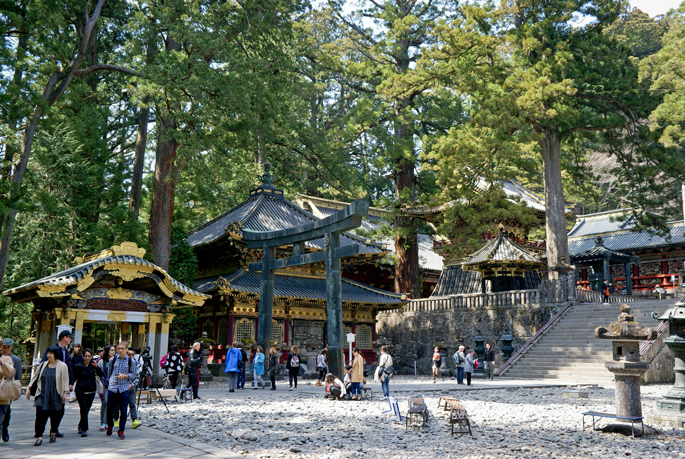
[141,346,152,361]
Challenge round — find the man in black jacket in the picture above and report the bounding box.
[484,343,495,380]
[186,342,202,400]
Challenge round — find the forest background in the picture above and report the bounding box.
[1,0,685,354]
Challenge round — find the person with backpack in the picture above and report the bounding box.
[224,342,241,392]
[186,342,202,400]
[453,345,466,385]
[166,345,184,389]
[285,345,300,391]
[106,341,137,440]
[315,349,328,386]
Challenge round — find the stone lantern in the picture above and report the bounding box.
[595,304,657,418]
[474,330,485,374]
[499,327,515,360]
[650,300,685,427]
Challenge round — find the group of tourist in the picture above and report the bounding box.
[19,330,153,446]
[224,343,304,391]
[451,343,496,385]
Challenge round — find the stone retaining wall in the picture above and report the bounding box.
[376,303,561,375]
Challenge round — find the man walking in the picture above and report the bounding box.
[186,342,202,400]
[1,338,21,442]
[453,345,466,385]
[125,348,142,429]
[237,344,247,389]
[484,343,495,380]
[41,330,73,438]
[106,341,137,440]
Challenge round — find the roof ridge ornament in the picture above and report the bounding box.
[259,161,274,185]
[75,242,146,264]
[595,235,604,246]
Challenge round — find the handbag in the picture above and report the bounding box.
[0,379,21,400]
[383,365,395,376]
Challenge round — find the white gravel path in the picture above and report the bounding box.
[142,383,685,459]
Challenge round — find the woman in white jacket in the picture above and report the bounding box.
[377,346,393,399]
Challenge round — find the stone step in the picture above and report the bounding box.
[516,357,609,364]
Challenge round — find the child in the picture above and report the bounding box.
[343,365,352,392]
[325,373,346,400]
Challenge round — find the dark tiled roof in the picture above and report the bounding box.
[196,269,404,306]
[463,232,544,266]
[187,192,385,255]
[430,264,542,297]
[569,224,685,256]
[570,237,636,264]
[3,255,209,300]
[568,210,635,238]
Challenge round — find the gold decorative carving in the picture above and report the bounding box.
[112,242,146,258]
[137,324,146,335]
[36,284,69,297]
[224,221,244,240]
[76,275,96,292]
[107,312,127,322]
[107,268,147,282]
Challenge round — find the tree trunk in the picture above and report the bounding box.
[538,127,569,279]
[130,101,149,218]
[392,98,420,298]
[148,34,180,271]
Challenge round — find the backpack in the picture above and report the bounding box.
[474,359,479,370]
[160,353,169,369]
[290,354,299,368]
[110,355,133,378]
[453,351,464,365]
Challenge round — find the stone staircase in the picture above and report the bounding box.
[501,300,670,384]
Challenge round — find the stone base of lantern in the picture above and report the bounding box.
[605,361,648,418]
[647,399,685,429]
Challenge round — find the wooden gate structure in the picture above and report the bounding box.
[244,199,369,378]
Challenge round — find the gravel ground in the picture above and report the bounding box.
[142,383,685,459]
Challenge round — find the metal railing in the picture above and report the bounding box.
[494,300,574,377]
[576,288,642,303]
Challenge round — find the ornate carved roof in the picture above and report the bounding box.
[3,242,209,307]
[462,230,546,269]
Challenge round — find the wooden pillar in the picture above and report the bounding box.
[227,314,234,345]
[284,318,290,346]
[73,310,86,345]
[625,262,633,295]
[257,244,276,355]
[326,231,344,378]
[603,257,610,283]
[157,313,173,382]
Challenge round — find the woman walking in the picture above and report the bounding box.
[378,345,393,399]
[166,345,184,389]
[251,346,265,389]
[69,344,83,402]
[464,349,477,386]
[224,342,241,393]
[350,348,364,400]
[27,346,70,446]
[315,349,328,386]
[268,348,279,390]
[285,345,300,391]
[97,344,115,431]
[431,346,444,383]
[73,349,103,437]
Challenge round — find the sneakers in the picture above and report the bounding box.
[117,431,125,440]
[132,420,142,429]
[99,424,105,431]
[106,426,113,436]
[81,432,87,437]
[289,387,293,391]
[114,420,119,428]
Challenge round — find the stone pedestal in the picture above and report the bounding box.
[607,361,648,417]
[200,348,213,381]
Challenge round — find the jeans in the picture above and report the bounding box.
[238,365,246,389]
[350,382,362,396]
[34,405,64,438]
[127,388,138,420]
[466,372,472,386]
[170,372,179,389]
[2,403,10,433]
[318,368,327,382]
[107,390,129,432]
[100,388,108,425]
[270,374,276,389]
[227,372,238,390]
[456,367,464,384]
[485,362,494,380]
[76,391,95,432]
[253,370,264,388]
[381,375,390,397]
[288,370,298,388]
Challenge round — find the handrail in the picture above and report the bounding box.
[576,288,641,303]
[639,320,668,357]
[494,300,574,377]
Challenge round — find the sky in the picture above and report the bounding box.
[629,0,681,17]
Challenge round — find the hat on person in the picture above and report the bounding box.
[58,330,72,339]
[1,338,13,346]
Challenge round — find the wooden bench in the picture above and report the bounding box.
[438,396,460,411]
[582,411,644,439]
[446,399,471,436]
[406,397,429,430]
